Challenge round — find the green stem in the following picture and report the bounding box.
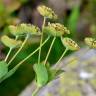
[16,36,50,67]
[8,34,29,66]
[16,36,19,40]
[54,48,68,74]
[5,48,12,62]
[32,87,40,96]
[44,37,56,65]
[4,36,19,62]
[38,17,46,64]
[56,48,68,64]
[42,17,46,29]
[0,37,50,83]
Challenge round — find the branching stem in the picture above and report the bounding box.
[5,48,12,62]
[5,36,19,62]
[16,36,50,67]
[56,48,68,64]
[38,17,46,64]
[44,37,56,65]
[8,34,29,66]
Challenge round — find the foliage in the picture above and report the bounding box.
[67,6,80,38]
[0,5,80,96]
[33,63,48,87]
[0,61,8,79]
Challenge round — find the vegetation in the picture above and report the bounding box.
[0,5,80,96]
[0,0,96,96]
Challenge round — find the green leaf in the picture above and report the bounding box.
[68,6,80,38]
[0,65,18,83]
[45,62,64,81]
[0,61,8,79]
[48,69,64,81]
[54,69,64,76]
[1,35,22,48]
[33,63,48,87]
[45,63,53,81]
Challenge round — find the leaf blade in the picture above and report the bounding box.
[0,61,8,79]
[33,63,48,87]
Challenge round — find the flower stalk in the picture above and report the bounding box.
[56,48,68,64]
[38,17,46,64]
[16,36,50,67]
[4,36,19,62]
[0,5,80,96]
[5,48,12,62]
[8,34,29,66]
[44,37,56,65]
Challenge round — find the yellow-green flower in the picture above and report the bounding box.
[9,23,41,36]
[1,35,22,48]
[61,37,80,51]
[9,25,24,36]
[37,5,57,19]
[85,37,96,48]
[43,23,70,37]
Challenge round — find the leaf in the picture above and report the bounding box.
[68,6,80,38]
[1,35,22,48]
[0,61,8,79]
[45,62,64,81]
[54,69,64,76]
[0,65,18,83]
[48,68,64,81]
[33,63,48,87]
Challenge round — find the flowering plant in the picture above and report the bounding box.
[0,5,80,96]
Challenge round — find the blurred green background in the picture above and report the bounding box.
[0,0,96,96]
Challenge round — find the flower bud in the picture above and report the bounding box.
[1,35,22,48]
[37,5,57,19]
[20,23,41,35]
[9,25,24,36]
[61,37,80,51]
[43,23,70,37]
[9,23,41,36]
[85,37,96,48]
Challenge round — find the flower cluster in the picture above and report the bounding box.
[9,23,41,36]
[1,35,22,49]
[85,37,96,48]
[43,23,70,36]
[61,37,80,51]
[0,5,80,96]
[37,5,57,19]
